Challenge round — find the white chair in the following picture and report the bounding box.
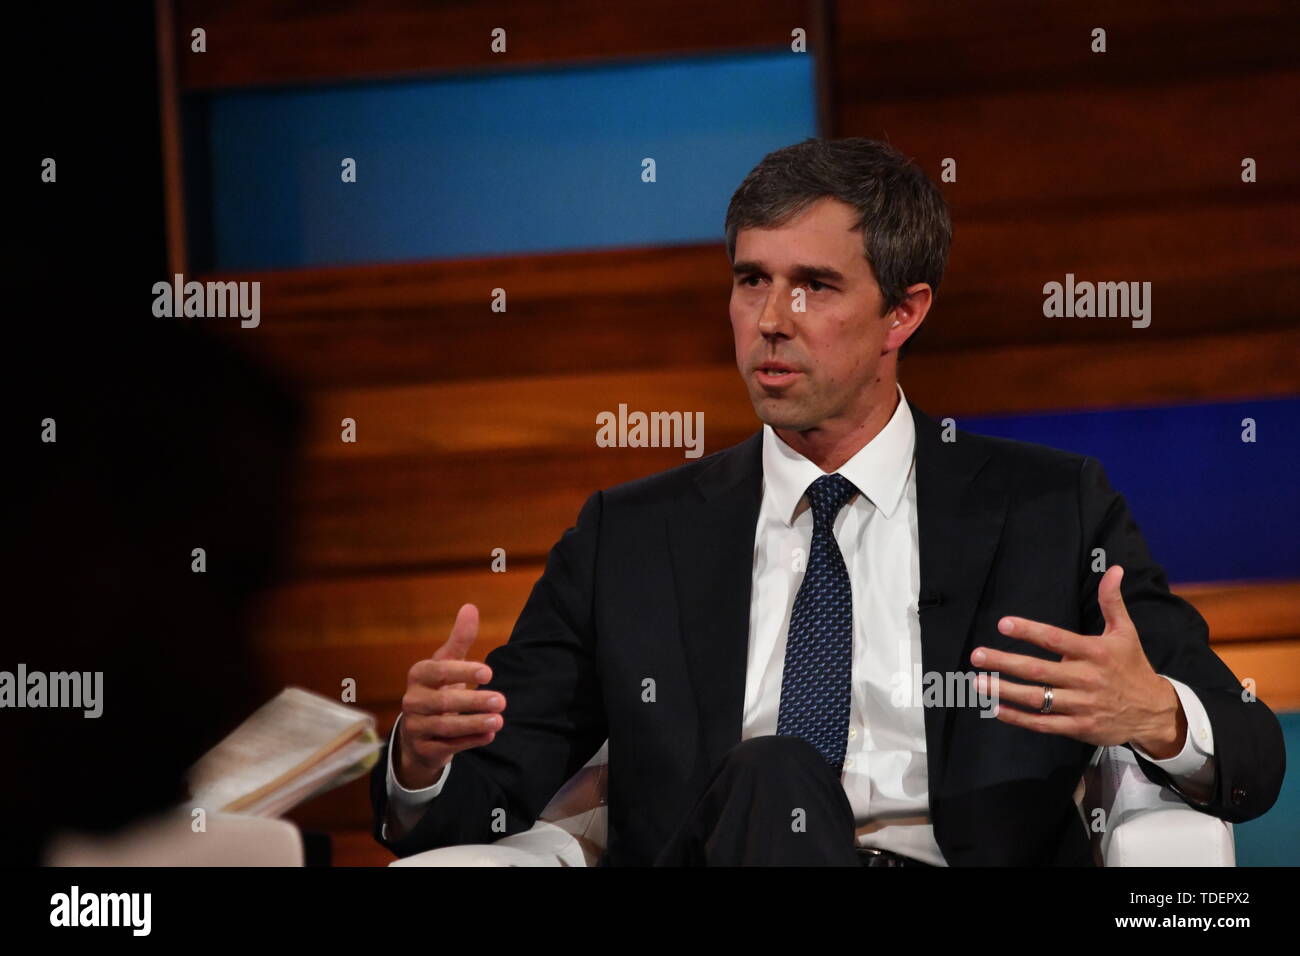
[390,741,1235,867]
[1083,744,1235,866]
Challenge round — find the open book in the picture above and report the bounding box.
[186,687,382,818]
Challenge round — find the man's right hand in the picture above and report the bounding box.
[395,603,507,790]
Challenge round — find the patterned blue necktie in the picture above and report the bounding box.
[776,473,858,771]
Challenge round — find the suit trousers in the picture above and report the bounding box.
[653,734,865,866]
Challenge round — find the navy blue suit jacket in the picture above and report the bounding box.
[372,399,1285,865]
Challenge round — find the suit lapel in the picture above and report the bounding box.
[910,400,1006,807]
[667,430,763,784]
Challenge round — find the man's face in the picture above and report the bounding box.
[730,197,893,433]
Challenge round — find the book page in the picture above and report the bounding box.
[241,728,381,817]
[187,687,373,813]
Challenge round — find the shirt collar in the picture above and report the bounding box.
[761,383,916,526]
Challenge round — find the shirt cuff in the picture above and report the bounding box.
[381,715,451,841]
[1130,676,1216,802]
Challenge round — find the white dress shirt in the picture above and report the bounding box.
[386,383,1217,861]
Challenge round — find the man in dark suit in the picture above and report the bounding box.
[370,138,1285,866]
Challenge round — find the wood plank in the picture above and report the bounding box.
[172,0,812,90]
[1216,641,1300,712]
[900,328,1300,417]
[324,827,397,868]
[930,201,1300,352]
[260,641,474,709]
[289,436,755,574]
[155,0,189,277]
[305,366,750,459]
[839,72,1300,215]
[1176,580,1300,644]
[206,243,729,318]
[252,567,543,651]
[203,243,734,389]
[293,329,1300,461]
[833,0,1298,101]
[275,643,436,713]
[208,295,736,391]
[297,329,1300,464]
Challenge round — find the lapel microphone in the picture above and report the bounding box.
[918,591,945,612]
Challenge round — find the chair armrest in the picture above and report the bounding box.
[1085,745,1234,867]
[1104,807,1235,867]
[391,741,612,867]
[389,819,591,867]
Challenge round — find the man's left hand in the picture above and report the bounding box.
[970,565,1187,758]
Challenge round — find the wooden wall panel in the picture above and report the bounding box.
[172,0,815,90]
[830,0,1300,364]
[938,202,1299,350]
[306,367,750,459]
[899,328,1300,416]
[1176,581,1300,644]
[206,244,734,389]
[290,437,755,575]
[1215,642,1300,713]
[252,570,535,649]
[838,73,1300,215]
[833,0,1298,101]
[255,330,1296,576]
[206,192,1298,393]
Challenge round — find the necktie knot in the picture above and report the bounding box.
[804,473,858,527]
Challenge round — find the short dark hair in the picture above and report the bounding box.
[724,137,951,358]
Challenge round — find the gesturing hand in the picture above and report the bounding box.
[970,565,1187,758]
[395,603,508,789]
